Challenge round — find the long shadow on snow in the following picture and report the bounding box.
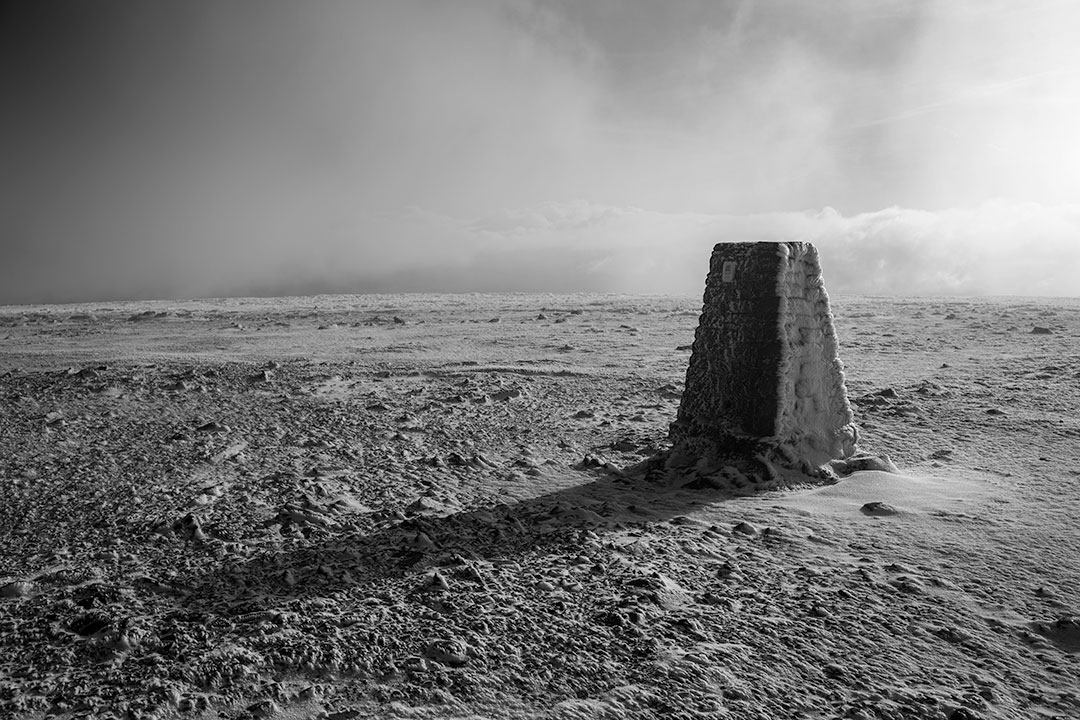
[183,459,763,611]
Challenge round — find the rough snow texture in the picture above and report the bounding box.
[671,241,858,474]
[1,294,1080,719]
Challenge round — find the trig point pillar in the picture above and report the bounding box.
[668,241,858,481]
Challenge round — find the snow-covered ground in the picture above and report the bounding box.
[0,293,1077,719]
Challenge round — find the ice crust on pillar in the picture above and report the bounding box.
[669,241,859,479]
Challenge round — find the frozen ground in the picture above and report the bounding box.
[0,293,1077,719]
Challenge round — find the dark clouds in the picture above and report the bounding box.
[1,1,1078,303]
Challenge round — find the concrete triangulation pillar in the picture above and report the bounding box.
[666,241,859,484]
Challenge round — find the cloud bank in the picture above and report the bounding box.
[7,200,1077,303]
[437,200,1080,298]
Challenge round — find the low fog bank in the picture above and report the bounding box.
[464,199,1080,298]
[3,200,1077,305]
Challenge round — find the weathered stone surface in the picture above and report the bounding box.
[670,241,858,475]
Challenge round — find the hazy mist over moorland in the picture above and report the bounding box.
[2,1,1079,303]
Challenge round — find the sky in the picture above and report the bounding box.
[2,0,1079,303]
